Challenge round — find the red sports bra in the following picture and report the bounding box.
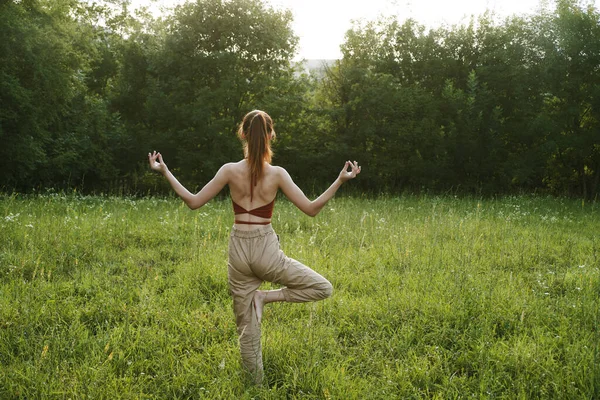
[232,199,275,225]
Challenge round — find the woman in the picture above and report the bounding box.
[148,109,360,383]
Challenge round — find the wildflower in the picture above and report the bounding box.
[4,213,20,222]
[41,344,49,358]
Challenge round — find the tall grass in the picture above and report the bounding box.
[1,193,598,398]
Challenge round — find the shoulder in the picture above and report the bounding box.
[267,165,289,179]
[225,160,245,168]
[214,162,241,181]
[268,165,286,174]
[219,161,244,174]
[267,165,294,187]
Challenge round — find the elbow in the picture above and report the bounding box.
[185,195,206,210]
[306,207,319,217]
[185,200,199,210]
[189,200,208,211]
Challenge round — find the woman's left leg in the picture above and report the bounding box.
[228,234,264,383]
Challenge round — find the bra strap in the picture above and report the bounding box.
[234,220,271,225]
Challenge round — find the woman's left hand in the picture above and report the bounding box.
[339,160,361,182]
[148,151,168,174]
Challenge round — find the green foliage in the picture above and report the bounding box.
[0,0,301,193]
[318,0,600,196]
[0,0,73,185]
[1,0,600,197]
[129,0,299,191]
[0,0,129,190]
[539,0,600,197]
[1,194,598,397]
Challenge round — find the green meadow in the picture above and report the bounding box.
[0,193,598,399]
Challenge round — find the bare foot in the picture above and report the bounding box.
[253,291,265,324]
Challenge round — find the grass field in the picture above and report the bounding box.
[0,193,598,399]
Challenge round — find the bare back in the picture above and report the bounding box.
[228,160,279,228]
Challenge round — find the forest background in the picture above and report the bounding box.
[1,0,599,198]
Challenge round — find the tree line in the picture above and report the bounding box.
[1,0,599,198]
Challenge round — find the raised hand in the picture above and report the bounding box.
[339,160,361,182]
[148,151,168,174]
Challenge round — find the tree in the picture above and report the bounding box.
[137,0,299,190]
[540,0,600,198]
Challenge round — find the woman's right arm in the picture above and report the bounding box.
[278,161,361,217]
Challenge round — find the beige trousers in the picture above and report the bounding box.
[227,224,333,383]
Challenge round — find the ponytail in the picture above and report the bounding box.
[237,110,275,199]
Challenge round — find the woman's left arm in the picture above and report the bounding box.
[148,151,229,210]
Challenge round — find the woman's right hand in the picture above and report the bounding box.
[148,151,168,174]
[339,160,361,182]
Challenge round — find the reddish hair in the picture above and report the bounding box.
[237,110,276,198]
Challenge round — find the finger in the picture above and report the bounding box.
[157,153,164,164]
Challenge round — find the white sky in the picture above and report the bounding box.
[136,0,599,60]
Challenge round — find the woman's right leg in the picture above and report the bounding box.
[252,290,281,324]
[228,226,333,383]
[254,232,333,307]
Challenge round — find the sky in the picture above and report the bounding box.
[268,0,543,59]
[135,0,598,60]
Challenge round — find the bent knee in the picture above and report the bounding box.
[319,280,333,299]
